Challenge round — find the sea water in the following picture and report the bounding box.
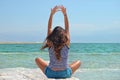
[0,43,120,80]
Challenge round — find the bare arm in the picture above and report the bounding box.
[64,13,70,39]
[60,6,70,45]
[47,13,53,36]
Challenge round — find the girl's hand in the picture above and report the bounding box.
[51,6,59,15]
[59,5,67,15]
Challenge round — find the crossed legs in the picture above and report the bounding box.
[35,57,81,74]
[35,57,48,73]
[69,60,81,74]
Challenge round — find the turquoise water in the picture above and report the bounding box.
[0,43,120,80]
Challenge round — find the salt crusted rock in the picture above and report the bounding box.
[0,68,79,80]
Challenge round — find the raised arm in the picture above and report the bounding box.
[47,6,58,36]
[60,6,70,45]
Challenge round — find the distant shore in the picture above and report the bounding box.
[0,42,42,44]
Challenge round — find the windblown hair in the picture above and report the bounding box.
[41,26,68,60]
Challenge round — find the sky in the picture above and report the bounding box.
[0,0,120,43]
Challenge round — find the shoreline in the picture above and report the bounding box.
[0,67,119,80]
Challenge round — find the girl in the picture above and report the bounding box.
[35,5,81,79]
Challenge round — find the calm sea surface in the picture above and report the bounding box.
[0,43,120,80]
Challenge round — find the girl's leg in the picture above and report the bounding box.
[35,57,48,73]
[69,60,81,74]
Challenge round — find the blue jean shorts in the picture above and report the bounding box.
[44,67,72,79]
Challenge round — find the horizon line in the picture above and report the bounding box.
[0,42,120,44]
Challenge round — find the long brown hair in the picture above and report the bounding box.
[41,26,68,60]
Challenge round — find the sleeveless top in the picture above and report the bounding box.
[48,45,69,69]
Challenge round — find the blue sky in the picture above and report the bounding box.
[0,0,120,43]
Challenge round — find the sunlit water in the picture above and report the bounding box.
[0,43,120,80]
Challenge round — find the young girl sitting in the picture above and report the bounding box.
[35,5,81,79]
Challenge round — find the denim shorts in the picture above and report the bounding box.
[44,67,72,79]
